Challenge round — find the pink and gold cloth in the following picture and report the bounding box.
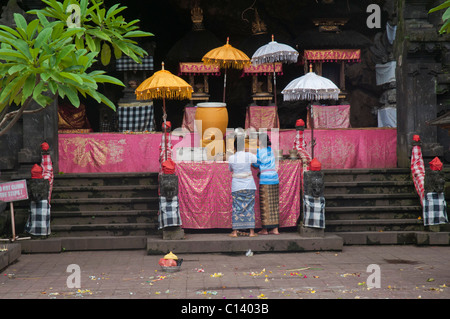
[58,133,162,173]
[278,129,396,169]
[303,49,361,63]
[58,129,397,173]
[176,160,301,229]
[181,106,197,132]
[244,106,280,130]
[306,105,351,129]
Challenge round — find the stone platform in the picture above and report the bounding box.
[146,233,343,255]
[0,243,21,271]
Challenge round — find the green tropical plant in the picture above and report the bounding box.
[0,0,153,136]
[429,0,450,34]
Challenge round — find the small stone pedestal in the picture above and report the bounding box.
[298,224,324,238]
[162,226,185,240]
[427,225,440,232]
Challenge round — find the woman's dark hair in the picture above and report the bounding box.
[259,133,271,147]
[234,135,245,152]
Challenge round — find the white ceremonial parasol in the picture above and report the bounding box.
[281,70,340,158]
[251,35,299,105]
[281,71,340,101]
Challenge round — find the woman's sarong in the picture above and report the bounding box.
[231,189,256,229]
[259,184,279,229]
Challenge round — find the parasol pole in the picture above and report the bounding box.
[273,62,277,106]
[308,63,316,158]
[161,62,168,162]
[163,96,168,161]
[223,69,227,103]
[222,37,231,103]
[272,35,277,106]
[310,102,315,159]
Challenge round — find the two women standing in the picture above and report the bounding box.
[228,132,280,237]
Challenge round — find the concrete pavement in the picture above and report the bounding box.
[1,245,450,303]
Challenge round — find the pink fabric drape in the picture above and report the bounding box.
[176,160,301,229]
[244,106,280,130]
[278,129,397,169]
[58,133,162,173]
[181,107,197,132]
[58,129,397,173]
[307,105,351,129]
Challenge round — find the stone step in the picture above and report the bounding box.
[146,233,344,255]
[325,218,424,232]
[52,185,158,199]
[324,181,415,194]
[53,173,158,187]
[324,193,420,206]
[325,205,422,220]
[330,231,450,245]
[50,210,158,225]
[20,236,149,253]
[17,230,450,254]
[51,223,158,237]
[49,197,159,211]
[323,168,412,182]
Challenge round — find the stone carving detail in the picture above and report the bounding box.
[424,169,445,194]
[303,170,324,198]
[27,179,50,202]
[159,174,178,198]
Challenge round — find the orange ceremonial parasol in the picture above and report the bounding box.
[135,62,193,160]
[202,37,251,102]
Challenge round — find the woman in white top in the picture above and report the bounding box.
[228,135,257,237]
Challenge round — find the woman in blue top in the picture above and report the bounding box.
[253,133,280,235]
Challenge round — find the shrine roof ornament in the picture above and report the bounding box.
[178,62,221,76]
[242,62,283,76]
[304,49,361,63]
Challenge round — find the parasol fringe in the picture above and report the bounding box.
[136,88,193,101]
[251,52,299,65]
[202,58,251,70]
[282,91,340,101]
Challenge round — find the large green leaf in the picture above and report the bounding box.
[90,73,124,86]
[429,0,450,13]
[34,27,53,49]
[60,71,84,85]
[7,64,27,75]
[124,30,154,38]
[100,42,111,66]
[21,74,37,104]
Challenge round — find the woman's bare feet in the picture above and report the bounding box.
[269,228,280,235]
[229,230,238,237]
[249,229,258,237]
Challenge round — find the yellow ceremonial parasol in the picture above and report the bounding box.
[202,37,251,102]
[135,62,193,119]
[135,62,193,160]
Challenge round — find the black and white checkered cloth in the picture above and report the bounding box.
[423,192,448,226]
[303,195,325,229]
[118,104,155,132]
[116,56,154,71]
[158,196,182,229]
[25,200,51,236]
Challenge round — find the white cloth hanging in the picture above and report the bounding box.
[375,61,396,85]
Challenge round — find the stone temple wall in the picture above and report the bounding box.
[395,0,450,167]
